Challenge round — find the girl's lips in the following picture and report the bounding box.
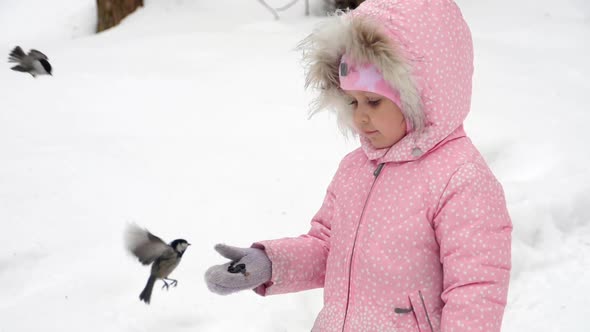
[363,130,379,136]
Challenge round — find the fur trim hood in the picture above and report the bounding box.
[300,0,474,163]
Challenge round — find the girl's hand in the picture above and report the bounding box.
[204,244,272,295]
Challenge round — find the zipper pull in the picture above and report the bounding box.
[373,163,385,177]
[394,307,414,314]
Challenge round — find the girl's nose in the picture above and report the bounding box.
[355,108,369,124]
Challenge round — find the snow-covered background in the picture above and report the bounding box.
[0,0,589,331]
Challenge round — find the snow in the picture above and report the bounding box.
[0,0,589,331]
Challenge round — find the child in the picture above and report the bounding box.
[205,0,512,331]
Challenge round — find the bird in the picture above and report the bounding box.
[124,223,191,304]
[8,46,53,77]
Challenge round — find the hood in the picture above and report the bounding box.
[300,0,474,163]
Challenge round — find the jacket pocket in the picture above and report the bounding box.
[408,290,435,332]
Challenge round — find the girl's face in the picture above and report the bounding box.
[345,90,407,149]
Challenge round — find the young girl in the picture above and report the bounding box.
[205,1,512,331]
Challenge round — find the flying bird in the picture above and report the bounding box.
[8,46,53,77]
[125,224,191,304]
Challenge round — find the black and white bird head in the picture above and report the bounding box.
[8,46,53,77]
[170,239,191,255]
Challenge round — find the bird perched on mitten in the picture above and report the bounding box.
[125,223,190,304]
[8,46,53,77]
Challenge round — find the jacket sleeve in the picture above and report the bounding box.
[434,163,512,332]
[252,183,335,296]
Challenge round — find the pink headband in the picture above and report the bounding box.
[339,54,411,132]
[338,54,402,108]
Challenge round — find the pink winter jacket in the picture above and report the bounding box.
[255,1,512,331]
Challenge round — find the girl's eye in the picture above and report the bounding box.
[348,100,358,107]
[368,99,381,107]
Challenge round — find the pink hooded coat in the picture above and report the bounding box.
[254,1,512,331]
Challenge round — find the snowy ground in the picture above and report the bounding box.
[0,0,589,331]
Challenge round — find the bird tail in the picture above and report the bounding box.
[8,46,25,63]
[139,276,156,304]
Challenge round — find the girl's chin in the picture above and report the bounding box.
[365,136,396,149]
[368,140,393,149]
[360,134,395,149]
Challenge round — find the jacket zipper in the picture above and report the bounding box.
[341,163,385,332]
[419,290,434,332]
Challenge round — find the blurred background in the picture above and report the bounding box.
[1,0,589,331]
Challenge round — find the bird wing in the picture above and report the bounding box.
[157,247,178,261]
[125,223,171,265]
[10,65,28,72]
[28,49,48,60]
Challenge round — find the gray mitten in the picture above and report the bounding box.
[205,244,272,295]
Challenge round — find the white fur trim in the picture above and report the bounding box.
[298,13,424,135]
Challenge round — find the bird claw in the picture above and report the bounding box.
[161,279,177,290]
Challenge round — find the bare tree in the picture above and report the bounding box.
[97,0,144,33]
[258,0,310,20]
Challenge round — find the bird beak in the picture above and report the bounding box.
[188,243,192,246]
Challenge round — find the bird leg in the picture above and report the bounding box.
[165,278,178,287]
[161,279,170,290]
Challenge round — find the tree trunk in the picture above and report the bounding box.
[96,0,144,33]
